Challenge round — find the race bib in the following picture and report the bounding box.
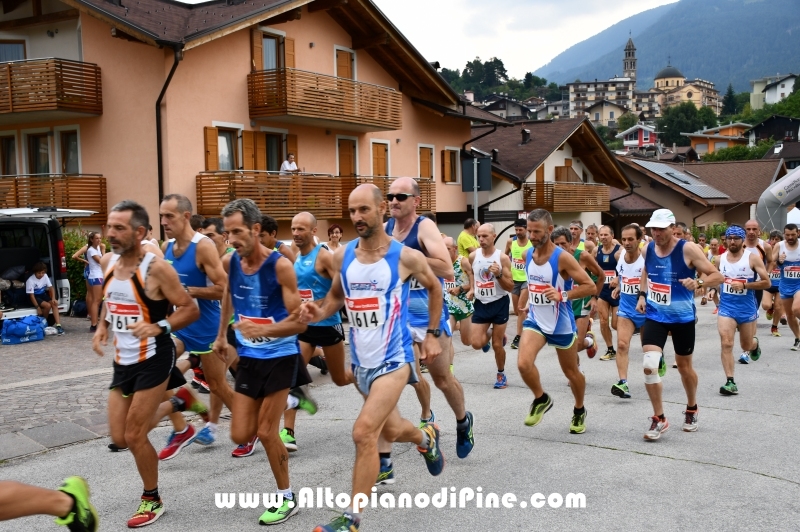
[408,276,424,291]
[512,258,526,271]
[528,282,554,306]
[647,281,671,306]
[238,315,276,346]
[443,279,458,291]
[770,268,781,280]
[476,280,496,299]
[346,297,384,329]
[621,277,640,295]
[604,270,616,285]
[785,266,800,279]
[298,289,314,303]
[722,278,747,296]
[106,302,143,333]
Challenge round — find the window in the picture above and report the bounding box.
[251,28,295,71]
[28,133,49,174]
[782,84,786,88]
[442,148,458,183]
[610,111,615,119]
[595,112,600,121]
[0,136,16,175]
[643,130,650,142]
[371,141,389,177]
[60,130,79,174]
[419,146,433,179]
[0,40,25,62]
[336,47,355,80]
[263,35,279,71]
[696,143,708,153]
[217,129,237,170]
[265,133,282,172]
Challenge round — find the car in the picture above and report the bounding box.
[0,207,96,321]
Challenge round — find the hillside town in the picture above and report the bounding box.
[0,0,799,530]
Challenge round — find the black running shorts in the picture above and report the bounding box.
[298,324,345,347]
[234,354,311,400]
[109,347,186,397]
[641,318,695,355]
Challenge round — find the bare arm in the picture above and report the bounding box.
[144,241,164,258]
[72,244,89,263]
[504,238,513,257]
[685,244,724,289]
[417,218,454,279]
[461,256,474,299]
[188,239,225,300]
[277,243,296,264]
[747,253,772,291]
[560,252,596,300]
[464,253,475,301]
[581,251,605,298]
[236,256,306,338]
[496,254,514,292]
[400,247,443,362]
[301,247,346,323]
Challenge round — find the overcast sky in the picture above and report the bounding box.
[372,0,678,79]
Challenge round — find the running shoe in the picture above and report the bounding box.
[107,442,128,452]
[158,425,197,460]
[720,381,738,395]
[290,386,318,415]
[375,463,395,485]
[585,331,597,358]
[712,307,718,315]
[56,324,65,335]
[194,425,215,446]
[314,512,360,532]
[738,352,751,364]
[524,395,553,426]
[481,342,491,353]
[280,428,297,452]
[659,354,667,377]
[701,297,707,306]
[643,416,669,441]
[682,409,699,432]
[781,316,788,325]
[418,423,444,476]
[192,370,210,394]
[772,325,781,337]
[510,335,520,350]
[494,372,507,389]
[611,381,631,398]
[599,348,616,361]
[750,337,761,361]
[258,494,298,525]
[455,411,474,459]
[231,435,259,458]
[766,307,774,320]
[55,476,98,532]
[569,409,587,434]
[173,387,209,422]
[418,410,435,429]
[127,498,164,528]
[89,325,97,333]
[308,355,329,375]
[420,363,429,374]
[792,338,800,351]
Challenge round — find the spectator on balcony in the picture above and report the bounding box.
[279,153,301,175]
[325,224,344,252]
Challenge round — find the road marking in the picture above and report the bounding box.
[0,368,113,391]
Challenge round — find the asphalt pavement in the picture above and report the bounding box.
[1,302,800,531]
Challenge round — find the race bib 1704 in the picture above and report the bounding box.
[647,281,671,306]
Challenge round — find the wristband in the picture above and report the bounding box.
[637,291,646,299]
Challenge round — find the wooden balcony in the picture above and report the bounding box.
[522,182,609,213]
[196,172,434,220]
[0,174,107,224]
[248,68,402,132]
[0,59,102,125]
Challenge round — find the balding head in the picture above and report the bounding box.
[745,219,761,243]
[390,177,420,196]
[444,236,458,260]
[292,211,317,228]
[291,211,318,250]
[349,184,385,239]
[350,184,383,207]
[476,223,496,251]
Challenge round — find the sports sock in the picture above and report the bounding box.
[206,422,218,432]
[533,392,549,405]
[456,416,469,431]
[687,404,697,411]
[379,452,391,467]
[419,430,430,449]
[278,488,293,500]
[286,394,300,410]
[142,487,160,501]
[573,406,585,415]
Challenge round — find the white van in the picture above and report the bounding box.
[0,208,96,320]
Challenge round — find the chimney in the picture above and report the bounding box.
[522,129,531,144]
[464,90,474,102]
[492,149,499,163]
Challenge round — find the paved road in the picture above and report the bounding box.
[2,305,800,531]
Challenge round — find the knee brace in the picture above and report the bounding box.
[642,351,662,384]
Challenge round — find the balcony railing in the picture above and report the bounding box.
[0,59,102,121]
[248,68,402,132]
[196,171,435,220]
[522,182,609,213]
[0,174,107,223]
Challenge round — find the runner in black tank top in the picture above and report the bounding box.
[596,226,622,360]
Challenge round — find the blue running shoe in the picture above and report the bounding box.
[738,352,750,364]
[481,342,491,353]
[419,409,435,428]
[418,423,444,476]
[494,372,508,389]
[456,411,474,459]
[313,512,360,532]
[194,425,215,446]
[375,463,395,485]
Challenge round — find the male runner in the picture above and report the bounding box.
[444,236,475,348]
[774,223,800,350]
[610,224,646,399]
[212,199,311,525]
[715,226,770,394]
[382,177,471,482]
[92,200,203,527]
[585,224,599,254]
[158,194,232,458]
[764,230,785,335]
[283,211,351,452]
[636,209,722,441]
[744,219,772,315]
[708,239,722,313]
[505,218,533,349]
[457,218,479,258]
[466,224,514,388]
[596,225,621,360]
[302,184,445,532]
[0,477,97,531]
[260,214,296,263]
[517,210,596,434]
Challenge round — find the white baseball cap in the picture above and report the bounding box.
[646,209,676,228]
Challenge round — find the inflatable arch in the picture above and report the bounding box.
[756,166,800,232]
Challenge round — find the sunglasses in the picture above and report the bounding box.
[386,193,416,202]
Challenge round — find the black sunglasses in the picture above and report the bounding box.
[386,193,416,202]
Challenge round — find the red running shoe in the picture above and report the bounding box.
[231,435,259,458]
[158,424,197,461]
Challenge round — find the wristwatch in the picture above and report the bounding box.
[157,319,172,335]
[697,279,704,287]
[560,291,569,302]
[426,329,441,338]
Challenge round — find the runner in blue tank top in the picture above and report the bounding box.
[280,212,349,453]
[714,225,770,395]
[764,230,785,337]
[774,223,800,350]
[596,226,621,361]
[637,209,723,441]
[300,184,446,532]
[213,199,312,526]
[517,211,596,435]
[382,177,474,480]
[158,194,233,458]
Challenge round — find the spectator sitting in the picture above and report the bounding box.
[279,153,301,175]
[26,262,63,335]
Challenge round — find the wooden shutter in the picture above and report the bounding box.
[419,147,432,178]
[254,132,267,170]
[564,158,572,167]
[242,130,255,170]
[286,134,298,164]
[536,165,544,182]
[251,28,263,71]
[284,37,295,69]
[338,139,355,177]
[372,143,387,176]
[441,150,450,182]
[204,126,219,171]
[336,50,353,79]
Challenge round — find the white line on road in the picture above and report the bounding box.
[0,367,113,391]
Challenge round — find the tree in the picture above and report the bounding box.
[734,91,750,114]
[462,57,484,87]
[546,82,562,102]
[702,139,775,161]
[482,57,508,87]
[656,101,703,147]
[722,83,737,116]
[697,106,718,129]
[616,112,638,132]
